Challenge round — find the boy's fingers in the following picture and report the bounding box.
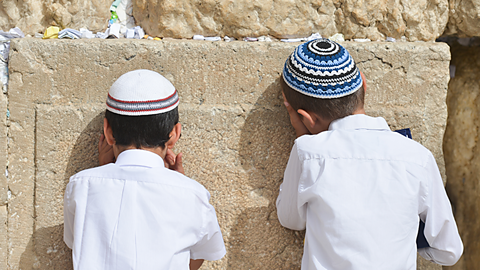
[175,153,183,166]
[98,134,105,150]
[173,152,185,174]
[282,98,299,119]
[165,149,176,166]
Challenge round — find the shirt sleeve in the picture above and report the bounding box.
[63,180,75,249]
[190,194,226,261]
[418,153,463,266]
[276,143,307,231]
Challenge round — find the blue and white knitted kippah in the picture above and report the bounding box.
[106,69,179,116]
[283,38,363,99]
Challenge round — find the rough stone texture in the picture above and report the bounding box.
[0,0,110,34]
[0,91,7,270]
[2,0,480,41]
[1,205,7,270]
[5,38,449,269]
[133,0,449,41]
[0,92,7,206]
[445,0,480,37]
[443,43,480,270]
[3,0,480,40]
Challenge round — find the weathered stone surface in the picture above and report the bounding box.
[335,0,449,41]
[133,0,449,41]
[444,43,480,270]
[3,0,480,40]
[0,205,7,270]
[0,0,110,35]
[445,0,480,37]
[6,38,449,269]
[0,91,7,206]
[7,53,37,269]
[0,91,7,270]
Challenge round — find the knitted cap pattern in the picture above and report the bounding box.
[283,38,363,99]
[106,69,179,116]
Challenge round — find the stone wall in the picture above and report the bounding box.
[444,42,480,270]
[0,38,450,269]
[1,0,480,40]
[133,0,451,41]
[0,0,110,34]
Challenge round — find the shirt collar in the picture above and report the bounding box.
[328,114,391,132]
[115,149,165,168]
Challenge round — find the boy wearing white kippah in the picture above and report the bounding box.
[63,69,226,270]
[276,39,463,269]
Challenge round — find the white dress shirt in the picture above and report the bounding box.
[276,114,463,270]
[64,149,226,270]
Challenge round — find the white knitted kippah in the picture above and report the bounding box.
[106,69,179,116]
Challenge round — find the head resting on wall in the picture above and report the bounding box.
[282,38,367,132]
[103,69,181,156]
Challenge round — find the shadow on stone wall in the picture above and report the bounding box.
[19,111,104,270]
[232,78,304,269]
[19,224,72,270]
[64,112,104,179]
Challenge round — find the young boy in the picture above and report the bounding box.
[64,69,226,270]
[276,39,463,269]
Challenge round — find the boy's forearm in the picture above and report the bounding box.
[189,259,204,270]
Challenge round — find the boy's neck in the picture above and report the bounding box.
[313,107,366,135]
[113,145,167,160]
[352,107,366,115]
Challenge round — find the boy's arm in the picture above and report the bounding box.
[276,143,307,230]
[190,197,226,262]
[189,259,204,270]
[418,153,463,266]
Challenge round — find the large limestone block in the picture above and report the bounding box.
[7,38,449,269]
[335,0,449,41]
[444,43,480,270]
[445,0,480,37]
[133,0,449,41]
[0,0,110,35]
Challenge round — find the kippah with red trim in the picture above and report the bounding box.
[106,69,179,116]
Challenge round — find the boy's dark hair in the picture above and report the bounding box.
[105,107,179,148]
[281,77,364,121]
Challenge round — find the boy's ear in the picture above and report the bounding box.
[297,109,318,129]
[166,123,182,149]
[360,71,367,93]
[103,118,116,146]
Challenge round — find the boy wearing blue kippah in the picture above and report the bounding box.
[64,70,226,270]
[276,39,463,269]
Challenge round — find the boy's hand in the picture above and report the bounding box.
[98,134,115,166]
[283,92,310,138]
[165,149,184,175]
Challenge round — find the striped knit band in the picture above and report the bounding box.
[283,38,363,99]
[106,90,179,115]
[106,69,179,116]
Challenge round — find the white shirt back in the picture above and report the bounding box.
[64,150,226,270]
[276,115,463,270]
